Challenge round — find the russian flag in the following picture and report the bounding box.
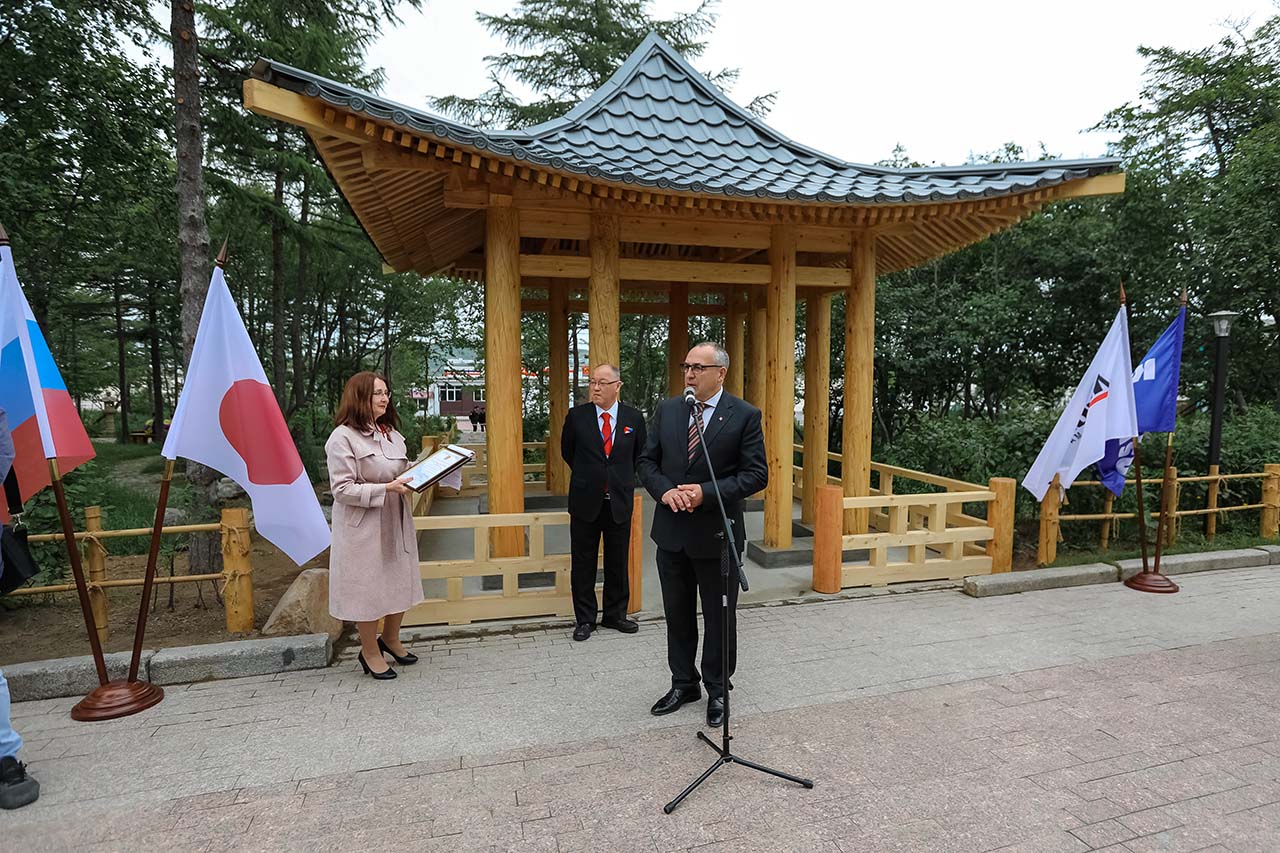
[0,234,95,519]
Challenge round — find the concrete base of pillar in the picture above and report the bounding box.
[746,539,868,569]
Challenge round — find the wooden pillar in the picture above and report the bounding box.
[485,198,525,556]
[746,288,767,410]
[83,505,109,644]
[221,507,254,633]
[987,477,1016,573]
[801,294,832,526]
[627,492,643,614]
[842,233,875,534]
[548,280,570,495]
[667,282,689,398]
[812,485,843,593]
[764,225,797,549]
[1262,463,1280,539]
[1037,474,1061,566]
[1205,463,1221,540]
[725,289,746,398]
[588,212,620,368]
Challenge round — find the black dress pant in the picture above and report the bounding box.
[569,500,630,626]
[656,545,738,699]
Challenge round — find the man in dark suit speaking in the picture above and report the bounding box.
[561,364,647,642]
[637,342,767,727]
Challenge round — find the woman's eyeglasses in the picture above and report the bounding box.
[372,389,391,398]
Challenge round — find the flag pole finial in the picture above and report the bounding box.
[215,239,229,268]
[0,222,9,246]
[1119,279,1127,305]
[1180,284,1188,307]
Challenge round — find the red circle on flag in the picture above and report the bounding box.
[219,379,303,485]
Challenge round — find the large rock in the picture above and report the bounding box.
[262,568,343,642]
[216,477,246,500]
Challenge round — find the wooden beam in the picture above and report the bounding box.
[725,290,746,397]
[485,197,525,556]
[361,147,454,173]
[588,212,621,368]
[801,293,832,526]
[548,281,570,496]
[765,225,797,548]
[521,299,725,316]
[668,283,690,397]
[518,254,852,286]
[242,79,369,145]
[746,287,767,412]
[843,232,875,535]
[1049,172,1126,200]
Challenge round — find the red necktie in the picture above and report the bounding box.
[601,412,613,457]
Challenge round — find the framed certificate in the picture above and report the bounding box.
[399,444,476,492]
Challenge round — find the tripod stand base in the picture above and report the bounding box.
[1123,571,1180,594]
[663,730,814,813]
[71,679,164,721]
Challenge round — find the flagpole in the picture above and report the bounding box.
[1125,287,1185,595]
[47,459,110,687]
[1121,283,1152,576]
[125,457,176,683]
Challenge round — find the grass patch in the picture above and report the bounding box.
[1047,529,1277,568]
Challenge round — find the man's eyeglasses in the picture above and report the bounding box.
[680,363,720,374]
[588,379,620,387]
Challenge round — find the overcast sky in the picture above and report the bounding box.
[365,0,1277,167]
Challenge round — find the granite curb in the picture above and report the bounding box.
[2,634,332,702]
[964,546,1276,598]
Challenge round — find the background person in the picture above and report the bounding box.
[0,406,39,810]
[326,372,423,680]
[637,342,766,728]
[560,364,646,641]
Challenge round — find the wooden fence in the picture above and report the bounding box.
[439,440,551,497]
[791,446,1014,591]
[7,507,256,639]
[1038,463,1280,565]
[402,493,643,627]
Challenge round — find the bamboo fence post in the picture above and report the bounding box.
[1166,467,1180,547]
[1037,474,1061,566]
[1263,463,1280,539]
[83,506,110,644]
[221,507,254,633]
[987,477,1016,573]
[627,493,643,614]
[1099,493,1114,550]
[1205,463,1221,541]
[812,485,843,593]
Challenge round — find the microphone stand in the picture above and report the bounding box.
[663,391,813,814]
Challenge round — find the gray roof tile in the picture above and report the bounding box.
[252,32,1120,204]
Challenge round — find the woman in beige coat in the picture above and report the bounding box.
[325,372,423,679]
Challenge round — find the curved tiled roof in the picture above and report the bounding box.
[252,32,1120,205]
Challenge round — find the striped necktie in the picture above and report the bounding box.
[687,400,706,461]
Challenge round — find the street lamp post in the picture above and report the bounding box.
[1205,310,1239,536]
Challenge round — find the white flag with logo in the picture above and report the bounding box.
[162,266,331,565]
[1023,307,1138,502]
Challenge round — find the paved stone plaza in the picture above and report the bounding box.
[3,566,1280,852]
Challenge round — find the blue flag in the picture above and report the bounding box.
[1094,307,1185,497]
[1133,307,1185,434]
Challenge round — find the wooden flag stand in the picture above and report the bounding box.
[1125,286,1186,595]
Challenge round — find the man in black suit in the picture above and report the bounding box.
[561,364,647,641]
[637,342,767,727]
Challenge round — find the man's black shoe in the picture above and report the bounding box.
[706,697,725,728]
[650,686,700,716]
[0,756,39,810]
[572,623,594,641]
[600,617,639,634]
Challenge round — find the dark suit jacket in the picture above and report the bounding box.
[561,401,647,523]
[637,392,767,559]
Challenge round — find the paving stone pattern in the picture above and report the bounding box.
[3,567,1279,851]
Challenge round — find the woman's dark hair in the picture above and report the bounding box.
[334,371,400,431]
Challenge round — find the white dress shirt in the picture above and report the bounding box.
[594,400,620,452]
[689,388,723,432]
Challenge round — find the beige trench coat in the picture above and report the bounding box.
[325,424,423,622]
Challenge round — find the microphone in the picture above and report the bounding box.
[683,387,697,407]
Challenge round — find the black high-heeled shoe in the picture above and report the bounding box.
[358,651,397,680]
[378,636,418,665]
